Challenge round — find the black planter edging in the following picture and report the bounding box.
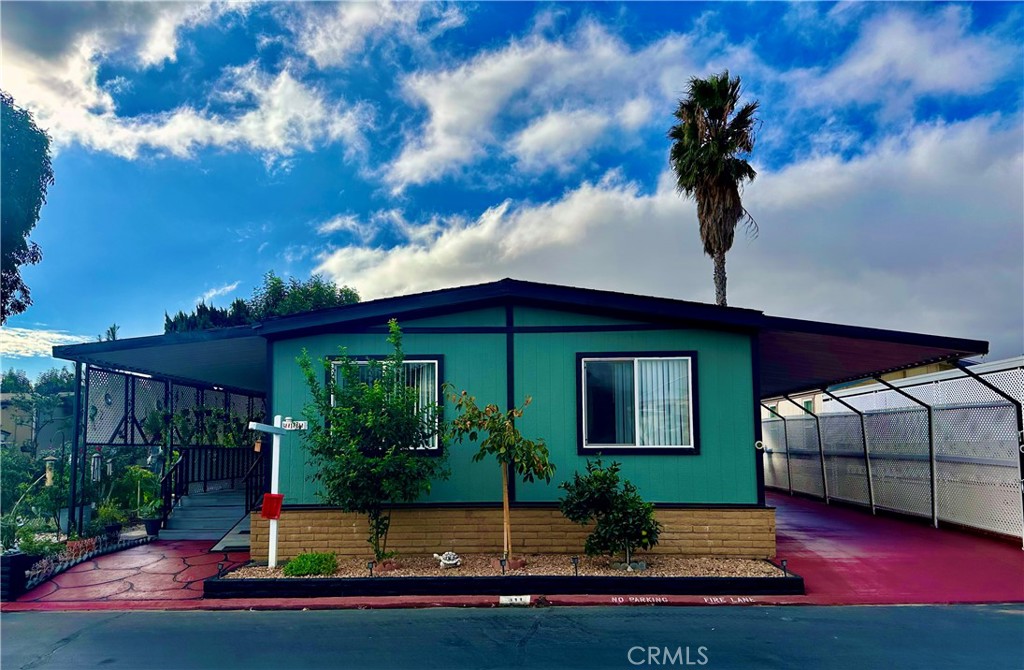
[205,572,804,599]
[1,552,42,602]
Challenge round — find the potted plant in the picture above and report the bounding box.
[139,500,162,536]
[96,502,126,544]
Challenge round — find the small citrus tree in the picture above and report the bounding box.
[298,320,449,561]
[448,392,554,558]
[559,459,662,565]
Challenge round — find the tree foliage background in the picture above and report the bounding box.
[1,91,54,324]
[165,271,359,333]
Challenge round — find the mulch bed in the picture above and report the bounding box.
[225,554,785,579]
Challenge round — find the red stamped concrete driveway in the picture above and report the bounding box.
[770,491,1024,604]
[3,497,1020,611]
[13,541,248,605]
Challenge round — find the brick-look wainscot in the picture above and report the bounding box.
[249,507,776,562]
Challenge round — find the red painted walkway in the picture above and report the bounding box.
[3,495,1021,611]
[770,491,1024,605]
[12,541,248,604]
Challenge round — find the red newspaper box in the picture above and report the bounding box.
[261,493,284,520]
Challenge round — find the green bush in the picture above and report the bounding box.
[559,459,663,564]
[138,499,162,519]
[282,552,338,577]
[96,501,127,525]
[16,528,63,558]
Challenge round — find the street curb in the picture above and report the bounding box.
[4,594,1023,613]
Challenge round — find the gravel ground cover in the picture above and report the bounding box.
[225,555,784,579]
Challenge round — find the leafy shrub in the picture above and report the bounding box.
[96,502,127,525]
[0,514,20,550]
[17,532,63,558]
[139,500,162,519]
[559,459,663,564]
[282,552,338,577]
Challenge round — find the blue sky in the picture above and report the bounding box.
[2,1,1022,380]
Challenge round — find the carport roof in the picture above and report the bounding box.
[53,278,987,398]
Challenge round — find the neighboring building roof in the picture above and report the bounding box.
[53,278,987,398]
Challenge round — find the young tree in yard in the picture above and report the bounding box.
[298,320,448,561]
[559,459,662,566]
[1,91,54,324]
[668,71,759,306]
[448,392,554,559]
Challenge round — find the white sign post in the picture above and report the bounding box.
[248,415,307,568]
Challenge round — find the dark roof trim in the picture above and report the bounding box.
[759,315,987,354]
[53,324,259,359]
[255,278,765,339]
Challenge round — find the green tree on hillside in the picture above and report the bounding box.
[1,369,33,393]
[164,272,359,333]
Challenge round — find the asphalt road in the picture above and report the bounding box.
[2,605,1021,670]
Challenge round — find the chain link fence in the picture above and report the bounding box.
[762,361,1023,539]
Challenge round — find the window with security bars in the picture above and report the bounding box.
[331,358,441,450]
[580,355,697,452]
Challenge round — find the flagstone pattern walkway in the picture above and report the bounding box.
[16,541,249,603]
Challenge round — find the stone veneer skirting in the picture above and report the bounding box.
[249,507,775,561]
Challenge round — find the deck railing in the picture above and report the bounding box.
[158,447,261,523]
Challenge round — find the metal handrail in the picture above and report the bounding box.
[243,454,265,514]
[159,455,184,525]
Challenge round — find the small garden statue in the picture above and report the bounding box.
[433,551,461,569]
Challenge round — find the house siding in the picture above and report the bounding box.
[511,307,756,504]
[269,305,757,506]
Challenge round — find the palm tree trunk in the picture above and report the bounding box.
[713,251,727,306]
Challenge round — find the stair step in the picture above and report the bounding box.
[158,529,227,541]
[179,495,245,507]
[165,520,240,531]
[170,507,245,519]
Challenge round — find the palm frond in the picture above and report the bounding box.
[668,70,760,256]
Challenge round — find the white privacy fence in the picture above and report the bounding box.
[762,360,1024,540]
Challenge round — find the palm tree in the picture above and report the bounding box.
[668,71,759,306]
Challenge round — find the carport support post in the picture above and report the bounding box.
[66,363,83,532]
[785,395,829,503]
[761,403,793,495]
[822,389,876,514]
[952,361,1024,549]
[875,378,937,528]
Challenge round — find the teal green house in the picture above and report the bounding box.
[54,279,986,559]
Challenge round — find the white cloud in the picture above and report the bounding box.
[195,281,241,305]
[793,6,1018,112]
[385,21,699,190]
[0,328,92,359]
[2,42,372,161]
[384,6,1021,189]
[288,1,465,69]
[509,110,611,173]
[320,115,1023,358]
[1,4,369,163]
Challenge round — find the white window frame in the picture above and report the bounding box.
[580,355,696,451]
[331,358,441,451]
